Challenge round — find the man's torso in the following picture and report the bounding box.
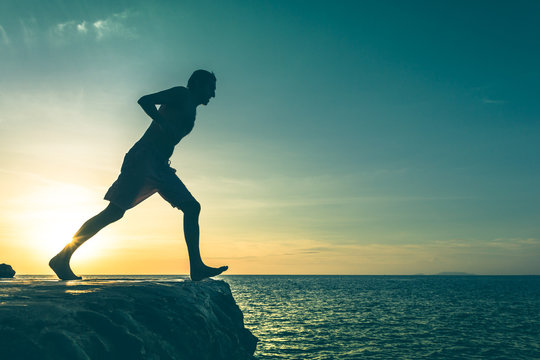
[133,87,196,159]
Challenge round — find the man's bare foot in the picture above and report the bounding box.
[190,264,228,281]
[49,253,82,280]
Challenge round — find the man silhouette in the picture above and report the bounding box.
[49,69,228,281]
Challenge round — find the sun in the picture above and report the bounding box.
[17,183,109,263]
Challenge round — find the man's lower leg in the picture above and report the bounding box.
[49,204,124,280]
[182,208,228,281]
[183,212,203,267]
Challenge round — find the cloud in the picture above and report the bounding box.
[93,11,138,40]
[267,237,540,274]
[190,172,470,212]
[50,10,137,42]
[19,18,38,46]
[76,21,88,34]
[55,21,71,32]
[0,24,10,45]
[482,98,507,105]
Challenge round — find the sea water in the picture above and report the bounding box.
[224,275,540,360]
[6,275,540,359]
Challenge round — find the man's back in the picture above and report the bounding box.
[133,86,196,159]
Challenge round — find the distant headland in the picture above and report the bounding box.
[434,272,476,276]
[412,272,476,276]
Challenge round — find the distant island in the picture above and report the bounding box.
[434,272,476,276]
[411,272,476,276]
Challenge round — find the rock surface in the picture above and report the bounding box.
[0,263,15,278]
[0,279,257,360]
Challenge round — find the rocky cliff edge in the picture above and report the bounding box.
[0,278,257,360]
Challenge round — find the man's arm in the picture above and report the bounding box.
[137,86,184,132]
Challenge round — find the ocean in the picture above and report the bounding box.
[4,275,540,359]
[224,275,540,360]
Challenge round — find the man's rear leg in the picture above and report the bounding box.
[49,203,125,280]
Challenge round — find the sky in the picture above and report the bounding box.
[0,0,539,275]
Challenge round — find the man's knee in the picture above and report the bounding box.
[180,200,201,216]
[104,203,125,222]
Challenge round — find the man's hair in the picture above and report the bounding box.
[188,69,216,89]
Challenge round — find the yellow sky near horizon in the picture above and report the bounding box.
[0,161,365,275]
[1,166,537,276]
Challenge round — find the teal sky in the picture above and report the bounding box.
[1,1,539,274]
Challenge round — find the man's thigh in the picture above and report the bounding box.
[104,171,157,210]
[156,168,197,209]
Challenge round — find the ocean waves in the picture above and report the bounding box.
[225,275,540,360]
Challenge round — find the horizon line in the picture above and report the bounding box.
[11,273,540,276]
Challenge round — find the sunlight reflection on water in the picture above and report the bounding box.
[64,289,96,295]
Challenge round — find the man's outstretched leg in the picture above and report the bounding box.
[181,201,228,281]
[49,203,125,280]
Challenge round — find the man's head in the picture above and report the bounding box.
[188,69,216,106]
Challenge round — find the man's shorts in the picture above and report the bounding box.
[104,146,196,211]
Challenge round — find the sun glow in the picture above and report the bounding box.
[13,182,109,263]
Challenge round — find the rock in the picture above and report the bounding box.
[0,263,15,278]
[0,279,258,359]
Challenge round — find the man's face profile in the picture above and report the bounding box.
[200,81,216,105]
